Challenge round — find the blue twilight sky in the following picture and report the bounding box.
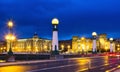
[0,0,120,40]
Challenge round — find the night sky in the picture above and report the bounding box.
[0,0,120,40]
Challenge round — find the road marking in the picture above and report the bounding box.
[27,59,116,72]
[27,63,80,72]
[0,56,106,66]
[27,60,105,72]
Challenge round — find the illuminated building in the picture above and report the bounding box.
[72,36,92,54]
[0,41,7,53]
[59,40,72,53]
[115,39,120,52]
[5,33,117,54]
[72,33,115,54]
[6,33,52,53]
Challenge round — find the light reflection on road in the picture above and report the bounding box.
[0,56,115,72]
[76,56,110,71]
[0,65,33,72]
[0,60,5,62]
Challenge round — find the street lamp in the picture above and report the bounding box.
[51,18,59,55]
[8,21,13,28]
[5,20,16,62]
[92,32,97,37]
[109,38,113,53]
[92,32,97,54]
[5,34,16,55]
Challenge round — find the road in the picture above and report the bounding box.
[0,56,120,72]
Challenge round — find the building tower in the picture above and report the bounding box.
[52,18,59,51]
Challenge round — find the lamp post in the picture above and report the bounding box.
[51,18,59,55]
[5,21,16,62]
[92,32,97,54]
[109,38,113,53]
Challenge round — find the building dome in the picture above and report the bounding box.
[52,18,59,25]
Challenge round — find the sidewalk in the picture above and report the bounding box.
[0,56,105,67]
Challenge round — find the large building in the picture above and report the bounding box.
[71,34,115,54]
[72,36,93,54]
[4,33,117,54]
[0,41,7,53]
[59,40,72,53]
[6,33,52,53]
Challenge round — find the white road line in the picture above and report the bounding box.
[27,60,111,72]
[27,63,79,72]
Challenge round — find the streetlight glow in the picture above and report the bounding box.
[8,21,13,28]
[92,32,97,36]
[5,34,16,41]
[11,35,16,41]
[109,38,113,41]
[52,18,59,25]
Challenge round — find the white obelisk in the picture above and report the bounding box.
[52,18,59,51]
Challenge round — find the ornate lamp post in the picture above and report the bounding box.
[51,18,59,55]
[92,32,97,54]
[109,38,113,53]
[5,20,16,62]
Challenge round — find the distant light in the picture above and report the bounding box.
[109,38,113,41]
[92,32,97,36]
[5,34,16,41]
[52,18,59,25]
[8,21,13,28]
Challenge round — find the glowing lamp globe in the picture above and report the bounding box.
[8,21,13,27]
[109,38,113,41]
[52,18,59,25]
[92,32,97,36]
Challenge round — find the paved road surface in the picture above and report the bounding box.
[0,56,120,72]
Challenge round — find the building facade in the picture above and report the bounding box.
[71,34,115,54]
[0,41,7,53]
[59,40,72,53]
[72,36,93,54]
[5,33,117,54]
[6,33,52,53]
